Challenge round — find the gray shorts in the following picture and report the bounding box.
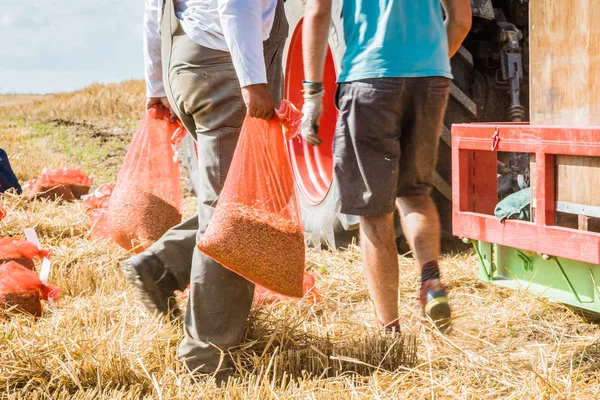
[333,77,450,216]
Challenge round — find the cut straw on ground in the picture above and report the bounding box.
[1,82,600,399]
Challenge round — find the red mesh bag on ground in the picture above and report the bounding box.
[82,183,115,239]
[27,168,93,201]
[0,237,51,271]
[0,203,6,221]
[0,261,60,318]
[107,106,184,252]
[197,100,306,298]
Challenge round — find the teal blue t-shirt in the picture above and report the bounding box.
[338,0,453,82]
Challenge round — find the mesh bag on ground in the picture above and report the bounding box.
[197,100,306,298]
[0,261,60,318]
[0,237,51,271]
[27,168,93,201]
[107,106,184,252]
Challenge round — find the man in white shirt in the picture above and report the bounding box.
[122,0,288,381]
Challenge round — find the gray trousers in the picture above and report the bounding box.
[149,0,288,373]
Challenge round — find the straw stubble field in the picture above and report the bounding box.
[1,83,600,399]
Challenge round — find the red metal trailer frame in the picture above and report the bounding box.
[452,123,600,265]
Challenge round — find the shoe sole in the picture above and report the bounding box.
[424,297,452,331]
[121,260,181,320]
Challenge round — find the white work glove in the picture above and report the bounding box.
[300,84,324,146]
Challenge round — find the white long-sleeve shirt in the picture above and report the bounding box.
[143,0,278,98]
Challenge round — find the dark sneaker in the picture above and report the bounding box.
[379,320,401,335]
[121,251,181,320]
[420,279,451,331]
[384,325,401,335]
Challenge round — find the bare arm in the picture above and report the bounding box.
[303,0,332,83]
[441,0,472,58]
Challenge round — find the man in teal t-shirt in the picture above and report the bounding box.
[301,0,471,332]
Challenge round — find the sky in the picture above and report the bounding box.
[0,0,145,94]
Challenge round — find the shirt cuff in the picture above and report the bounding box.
[146,86,167,98]
[239,75,268,88]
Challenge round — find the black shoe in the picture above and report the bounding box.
[121,251,181,320]
[420,279,452,331]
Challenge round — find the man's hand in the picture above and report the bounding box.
[147,97,178,122]
[300,88,324,146]
[242,84,275,120]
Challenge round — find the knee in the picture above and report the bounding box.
[396,194,434,214]
[359,212,395,239]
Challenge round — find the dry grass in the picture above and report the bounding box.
[1,83,600,399]
[0,80,145,122]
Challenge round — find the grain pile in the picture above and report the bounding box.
[108,183,181,252]
[0,257,34,271]
[0,289,42,318]
[198,202,305,298]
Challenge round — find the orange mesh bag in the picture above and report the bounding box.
[0,237,51,271]
[107,106,184,252]
[82,182,115,210]
[0,261,60,318]
[82,183,115,239]
[253,271,321,305]
[0,203,6,221]
[27,168,93,201]
[197,100,306,298]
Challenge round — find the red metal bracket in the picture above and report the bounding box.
[491,126,500,151]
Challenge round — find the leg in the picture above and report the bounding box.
[170,58,252,374]
[396,77,451,329]
[163,0,288,373]
[146,214,199,290]
[332,80,404,328]
[359,212,400,327]
[396,195,440,266]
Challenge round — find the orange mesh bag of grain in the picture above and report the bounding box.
[253,271,321,305]
[107,106,185,252]
[82,183,115,239]
[197,100,306,298]
[0,237,51,271]
[0,261,60,318]
[27,168,93,201]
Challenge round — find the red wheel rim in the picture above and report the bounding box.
[285,18,337,206]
